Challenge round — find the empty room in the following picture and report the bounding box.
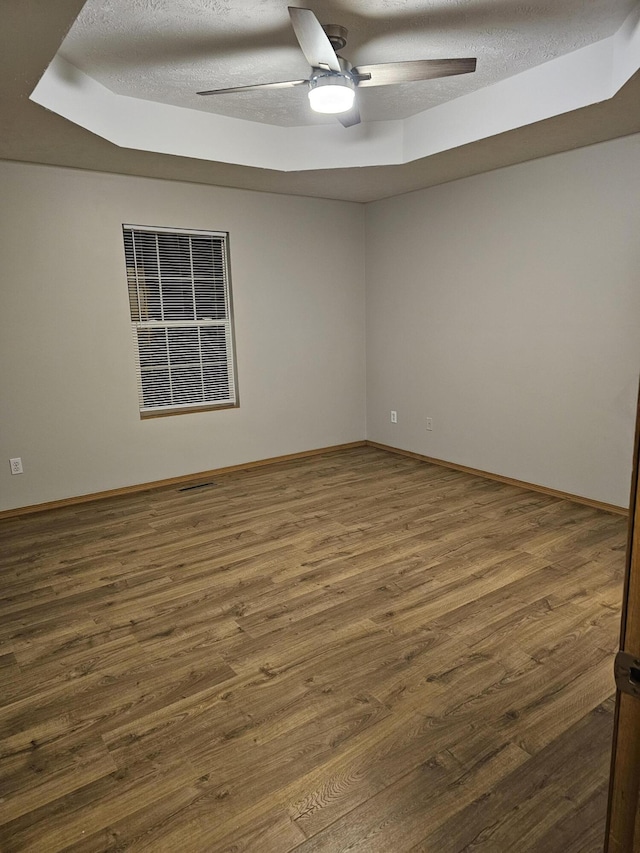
[2,1,640,851]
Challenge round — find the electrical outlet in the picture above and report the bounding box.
[426,418,433,431]
[9,457,23,475]
[390,411,397,424]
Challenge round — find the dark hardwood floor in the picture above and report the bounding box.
[0,446,627,852]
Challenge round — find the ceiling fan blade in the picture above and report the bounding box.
[197,79,308,96]
[288,7,341,72]
[337,104,361,128]
[353,58,477,88]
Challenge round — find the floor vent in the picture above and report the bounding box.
[178,482,218,492]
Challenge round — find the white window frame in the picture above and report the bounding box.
[123,224,239,418]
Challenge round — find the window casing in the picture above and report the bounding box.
[123,225,238,417]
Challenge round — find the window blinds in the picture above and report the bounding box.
[123,225,238,415]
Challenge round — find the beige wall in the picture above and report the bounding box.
[0,162,366,511]
[366,135,640,508]
[2,135,639,513]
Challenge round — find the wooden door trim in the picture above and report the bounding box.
[605,382,640,853]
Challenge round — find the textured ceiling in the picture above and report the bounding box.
[2,0,640,202]
[59,0,636,127]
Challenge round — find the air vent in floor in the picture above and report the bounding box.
[178,482,218,492]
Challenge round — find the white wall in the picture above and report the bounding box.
[0,162,366,511]
[366,135,640,508]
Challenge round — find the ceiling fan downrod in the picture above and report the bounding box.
[322,24,348,54]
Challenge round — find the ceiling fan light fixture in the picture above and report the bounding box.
[308,74,355,114]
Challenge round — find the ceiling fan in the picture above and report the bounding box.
[197,6,477,127]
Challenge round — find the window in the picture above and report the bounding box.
[123,225,238,417]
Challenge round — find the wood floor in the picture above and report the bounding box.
[0,446,627,852]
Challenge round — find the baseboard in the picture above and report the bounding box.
[0,441,367,520]
[366,441,629,517]
[2,439,628,520]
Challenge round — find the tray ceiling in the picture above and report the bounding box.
[60,0,636,126]
[2,0,640,201]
